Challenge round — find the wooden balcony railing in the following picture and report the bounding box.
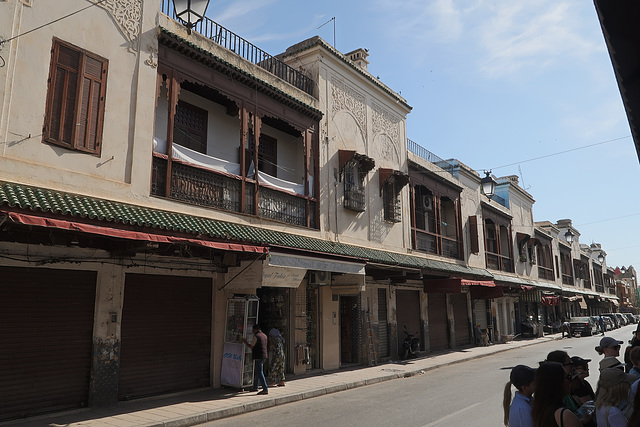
[413,229,461,260]
[562,274,574,286]
[538,266,554,281]
[152,156,315,228]
[486,252,514,273]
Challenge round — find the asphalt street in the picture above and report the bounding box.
[206,325,636,427]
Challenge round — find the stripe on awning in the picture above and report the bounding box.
[7,212,267,253]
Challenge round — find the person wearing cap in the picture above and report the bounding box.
[600,356,626,371]
[503,365,536,427]
[570,356,595,404]
[595,336,623,358]
[624,324,640,372]
[626,346,640,402]
[544,350,592,424]
[595,368,636,426]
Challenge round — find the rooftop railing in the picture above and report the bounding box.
[407,139,455,177]
[160,1,315,96]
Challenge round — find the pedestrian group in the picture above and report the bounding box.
[242,324,286,395]
[504,324,640,427]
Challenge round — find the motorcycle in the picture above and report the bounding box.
[401,325,420,360]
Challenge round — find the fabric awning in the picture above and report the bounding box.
[541,295,560,306]
[470,285,504,299]
[423,278,462,294]
[7,211,267,253]
[423,277,495,294]
[267,252,366,275]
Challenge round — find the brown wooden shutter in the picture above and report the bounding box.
[44,39,107,155]
[469,215,479,254]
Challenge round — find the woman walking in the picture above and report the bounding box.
[268,328,286,387]
[531,362,581,427]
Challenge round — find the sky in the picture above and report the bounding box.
[203,0,640,269]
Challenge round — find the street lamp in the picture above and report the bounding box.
[598,253,605,263]
[173,0,210,29]
[564,229,575,244]
[480,171,496,198]
[622,266,628,274]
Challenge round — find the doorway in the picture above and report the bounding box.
[339,295,359,364]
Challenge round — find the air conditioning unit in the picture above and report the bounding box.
[310,271,331,285]
[422,195,433,211]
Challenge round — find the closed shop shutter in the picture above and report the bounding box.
[452,293,470,346]
[0,267,96,422]
[396,290,421,351]
[377,288,389,358]
[473,299,489,330]
[118,274,212,400]
[428,293,449,351]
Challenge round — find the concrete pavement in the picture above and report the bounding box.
[5,333,564,427]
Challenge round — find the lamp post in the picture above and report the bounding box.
[173,0,210,29]
[480,171,496,198]
[564,229,575,244]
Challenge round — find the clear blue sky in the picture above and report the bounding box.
[204,0,640,269]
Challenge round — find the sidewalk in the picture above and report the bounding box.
[7,333,562,427]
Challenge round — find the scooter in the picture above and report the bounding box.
[401,325,420,360]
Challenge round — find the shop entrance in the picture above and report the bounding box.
[339,295,359,364]
[257,287,290,373]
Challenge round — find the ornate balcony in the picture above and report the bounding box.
[152,157,315,228]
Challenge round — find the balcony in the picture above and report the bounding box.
[152,156,315,228]
[407,139,455,178]
[160,0,314,96]
[562,274,574,286]
[486,252,514,273]
[538,266,554,281]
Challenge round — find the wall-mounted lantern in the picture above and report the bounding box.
[480,171,496,198]
[598,253,605,263]
[173,0,210,29]
[564,230,575,244]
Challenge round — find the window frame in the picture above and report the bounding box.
[43,38,108,156]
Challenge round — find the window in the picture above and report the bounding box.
[482,208,513,273]
[380,169,408,223]
[411,184,461,259]
[339,150,375,212]
[174,101,208,154]
[44,39,107,155]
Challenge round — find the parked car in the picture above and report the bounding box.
[625,313,637,324]
[615,313,628,326]
[603,316,614,331]
[603,313,620,329]
[570,317,599,336]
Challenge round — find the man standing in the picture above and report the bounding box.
[599,316,606,336]
[243,324,269,395]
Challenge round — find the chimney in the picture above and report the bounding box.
[346,48,369,71]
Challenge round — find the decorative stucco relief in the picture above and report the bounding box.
[331,78,366,137]
[91,0,142,51]
[372,102,400,144]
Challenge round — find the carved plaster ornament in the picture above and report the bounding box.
[331,77,366,138]
[90,0,142,52]
[372,101,400,147]
[145,44,158,68]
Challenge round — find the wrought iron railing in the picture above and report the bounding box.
[413,229,460,260]
[160,0,315,96]
[258,186,309,227]
[344,182,365,212]
[407,139,455,177]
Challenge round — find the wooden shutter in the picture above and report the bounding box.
[469,215,479,254]
[44,39,107,155]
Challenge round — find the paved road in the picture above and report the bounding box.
[205,326,635,427]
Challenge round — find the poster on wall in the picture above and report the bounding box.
[221,342,244,387]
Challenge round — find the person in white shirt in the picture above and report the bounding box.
[595,367,636,427]
[503,365,536,427]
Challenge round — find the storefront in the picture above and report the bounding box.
[0,267,97,421]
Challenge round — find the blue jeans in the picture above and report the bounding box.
[253,359,268,391]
